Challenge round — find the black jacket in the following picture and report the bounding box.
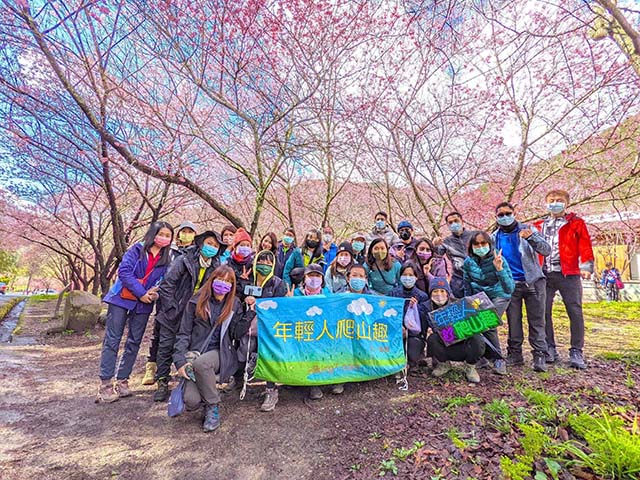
[173,296,245,383]
[390,285,430,337]
[155,249,221,331]
[227,255,255,301]
[230,275,287,340]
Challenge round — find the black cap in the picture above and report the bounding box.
[304,264,324,275]
[337,241,354,256]
[194,230,225,251]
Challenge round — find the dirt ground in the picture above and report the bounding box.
[0,298,638,480]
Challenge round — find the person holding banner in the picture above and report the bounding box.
[325,242,356,293]
[462,231,514,376]
[426,277,486,383]
[365,238,401,295]
[390,262,430,372]
[227,228,255,301]
[283,229,325,286]
[173,265,245,432]
[232,250,287,412]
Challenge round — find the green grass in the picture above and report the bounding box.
[26,293,60,303]
[443,394,480,413]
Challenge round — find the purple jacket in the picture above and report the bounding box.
[103,243,169,314]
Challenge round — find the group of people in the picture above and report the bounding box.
[96,189,595,433]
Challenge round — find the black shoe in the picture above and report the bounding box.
[533,353,548,372]
[569,349,587,370]
[506,353,524,366]
[153,378,170,402]
[545,347,559,364]
[203,405,220,432]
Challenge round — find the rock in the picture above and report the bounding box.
[62,291,102,333]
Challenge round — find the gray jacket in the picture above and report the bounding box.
[491,222,551,285]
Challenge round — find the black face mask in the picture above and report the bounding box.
[306,240,319,249]
[399,231,412,241]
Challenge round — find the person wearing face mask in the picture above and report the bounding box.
[390,262,430,372]
[350,233,367,265]
[148,230,226,402]
[337,264,375,294]
[321,224,338,272]
[283,229,325,287]
[533,189,594,369]
[414,238,453,293]
[294,264,334,399]
[442,212,475,299]
[226,228,255,300]
[492,202,551,373]
[396,220,418,262]
[231,250,287,412]
[170,222,197,260]
[173,266,246,432]
[366,211,400,249]
[97,222,174,403]
[325,242,355,293]
[218,225,238,265]
[426,277,486,383]
[462,231,514,376]
[275,227,297,279]
[364,238,401,295]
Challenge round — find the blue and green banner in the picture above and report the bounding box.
[254,293,406,386]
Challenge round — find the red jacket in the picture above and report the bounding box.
[534,213,594,276]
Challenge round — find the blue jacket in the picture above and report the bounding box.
[492,222,550,285]
[462,253,515,300]
[275,243,295,279]
[294,286,332,296]
[322,243,338,272]
[364,260,401,295]
[103,243,169,314]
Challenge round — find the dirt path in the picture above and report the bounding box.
[1,298,638,479]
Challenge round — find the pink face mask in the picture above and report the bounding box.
[337,255,351,267]
[154,235,171,248]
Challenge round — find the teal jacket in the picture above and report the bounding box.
[462,253,515,299]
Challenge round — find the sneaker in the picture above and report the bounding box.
[506,354,524,366]
[431,361,452,378]
[308,386,323,400]
[533,353,548,372]
[330,384,344,395]
[493,359,507,376]
[545,347,559,364]
[116,379,132,398]
[142,362,156,386]
[569,349,587,370]
[95,380,119,404]
[153,378,170,402]
[464,363,480,383]
[260,388,279,412]
[476,357,491,369]
[203,404,220,432]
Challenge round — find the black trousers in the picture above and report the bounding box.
[147,318,161,363]
[545,272,585,351]
[427,333,485,364]
[155,322,178,381]
[407,336,426,365]
[506,278,547,355]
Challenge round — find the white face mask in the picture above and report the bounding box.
[322,234,333,243]
[431,293,448,305]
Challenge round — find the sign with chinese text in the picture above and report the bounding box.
[428,292,501,346]
[254,293,406,386]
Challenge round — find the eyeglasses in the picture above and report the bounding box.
[496,212,514,218]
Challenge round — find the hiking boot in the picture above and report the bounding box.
[506,349,524,366]
[203,404,220,432]
[464,363,480,383]
[569,349,587,370]
[493,359,507,376]
[95,380,119,404]
[476,357,491,369]
[330,384,344,395]
[116,379,132,398]
[431,361,452,378]
[308,386,323,400]
[142,362,156,386]
[260,388,279,412]
[545,347,559,364]
[153,378,170,402]
[533,353,548,372]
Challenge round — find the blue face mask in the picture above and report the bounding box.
[349,278,367,291]
[547,202,565,215]
[400,275,417,289]
[200,244,219,258]
[352,241,365,253]
[448,222,462,234]
[496,215,515,227]
[282,235,294,245]
[375,220,386,230]
[473,246,490,257]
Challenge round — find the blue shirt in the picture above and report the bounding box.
[322,243,338,272]
[496,229,525,281]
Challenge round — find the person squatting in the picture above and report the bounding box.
[96,189,594,432]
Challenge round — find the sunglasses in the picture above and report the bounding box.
[496,212,514,218]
